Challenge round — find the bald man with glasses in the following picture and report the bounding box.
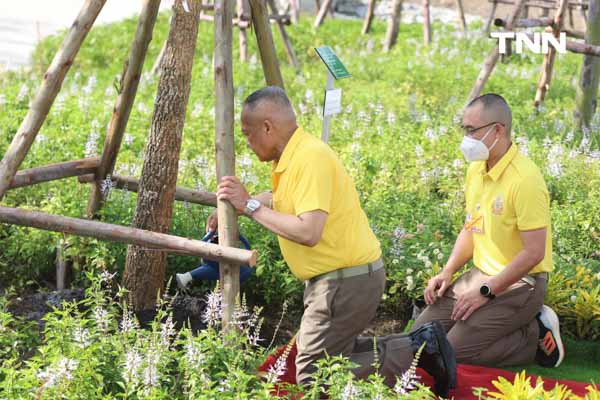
[411,93,565,369]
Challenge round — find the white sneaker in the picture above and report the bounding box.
[175,272,193,293]
[535,305,565,368]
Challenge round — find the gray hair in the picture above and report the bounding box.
[243,86,292,111]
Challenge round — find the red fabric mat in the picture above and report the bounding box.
[259,342,598,399]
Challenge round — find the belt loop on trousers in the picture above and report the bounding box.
[337,269,343,280]
[368,263,373,276]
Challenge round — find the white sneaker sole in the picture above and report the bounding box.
[175,275,190,294]
[539,305,565,367]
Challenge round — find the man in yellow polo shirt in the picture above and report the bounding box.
[211,86,456,397]
[413,93,564,369]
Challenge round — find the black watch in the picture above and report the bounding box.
[480,283,496,300]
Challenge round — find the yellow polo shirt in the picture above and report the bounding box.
[464,144,553,275]
[271,127,381,280]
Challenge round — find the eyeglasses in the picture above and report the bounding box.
[462,121,504,137]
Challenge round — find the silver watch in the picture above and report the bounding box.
[244,198,262,215]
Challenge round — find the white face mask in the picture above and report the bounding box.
[460,125,498,162]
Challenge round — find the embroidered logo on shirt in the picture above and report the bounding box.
[492,196,504,215]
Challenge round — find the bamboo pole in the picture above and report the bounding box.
[0,0,107,201]
[467,0,526,104]
[383,0,403,52]
[423,0,432,45]
[267,0,300,69]
[314,0,333,27]
[0,206,257,266]
[456,0,467,35]
[87,0,161,219]
[214,0,240,331]
[78,173,217,206]
[238,0,250,62]
[8,158,99,189]
[575,0,599,128]
[534,0,569,107]
[249,0,285,89]
[484,0,498,33]
[362,0,377,35]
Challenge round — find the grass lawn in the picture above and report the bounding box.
[506,338,600,384]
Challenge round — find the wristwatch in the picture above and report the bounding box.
[480,283,495,300]
[244,198,262,215]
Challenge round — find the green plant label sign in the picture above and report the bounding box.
[314,46,350,80]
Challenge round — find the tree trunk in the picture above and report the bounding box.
[575,0,600,129]
[123,0,201,312]
[383,0,403,52]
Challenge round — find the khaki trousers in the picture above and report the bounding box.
[413,268,547,367]
[296,267,416,387]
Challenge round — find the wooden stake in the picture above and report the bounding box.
[467,0,526,103]
[151,38,168,75]
[0,0,107,201]
[8,157,99,190]
[534,0,569,107]
[87,0,161,219]
[267,0,300,69]
[423,0,432,45]
[214,0,240,331]
[383,0,403,52]
[0,206,257,266]
[314,0,333,27]
[56,239,72,290]
[575,0,600,128]
[238,0,250,62]
[289,0,299,23]
[456,0,467,35]
[79,173,217,207]
[484,0,498,33]
[362,0,377,35]
[249,0,285,88]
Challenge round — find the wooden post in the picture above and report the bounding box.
[238,0,250,62]
[56,239,71,290]
[214,0,239,331]
[314,0,333,27]
[484,0,498,33]
[289,0,300,23]
[456,0,467,36]
[0,0,106,201]
[362,0,377,34]
[87,0,161,219]
[249,0,286,89]
[79,173,218,207]
[123,0,202,312]
[575,0,600,128]
[534,0,569,107]
[467,0,526,103]
[151,38,168,75]
[8,158,99,190]
[383,0,403,52]
[267,0,300,69]
[423,0,432,44]
[0,206,257,266]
